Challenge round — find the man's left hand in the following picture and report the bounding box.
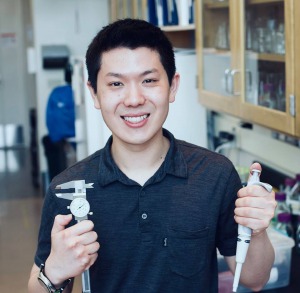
[234,163,277,236]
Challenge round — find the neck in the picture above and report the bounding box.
[111,132,170,185]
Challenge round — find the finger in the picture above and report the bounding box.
[236,193,273,207]
[72,241,99,258]
[51,214,73,235]
[235,206,266,219]
[66,220,95,237]
[86,253,99,270]
[236,198,276,221]
[234,215,269,231]
[73,244,99,271]
[86,241,100,255]
[238,184,271,198]
[76,230,98,246]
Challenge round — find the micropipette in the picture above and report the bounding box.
[232,169,272,292]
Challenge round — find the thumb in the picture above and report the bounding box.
[250,162,262,173]
[51,214,72,235]
[247,162,262,181]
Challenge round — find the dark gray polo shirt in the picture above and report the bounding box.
[35,129,241,293]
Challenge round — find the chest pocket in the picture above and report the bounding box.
[167,227,209,278]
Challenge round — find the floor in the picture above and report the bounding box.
[0,148,299,293]
[0,148,81,292]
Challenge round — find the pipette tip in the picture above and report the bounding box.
[232,262,242,293]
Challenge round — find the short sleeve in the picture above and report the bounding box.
[216,166,242,256]
[34,188,59,267]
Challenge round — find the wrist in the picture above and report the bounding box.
[38,262,71,293]
[252,228,267,238]
[44,260,66,287]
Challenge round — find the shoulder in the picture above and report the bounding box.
[50,150,101,189]
[176,139,233,169]
[174,139,240,189]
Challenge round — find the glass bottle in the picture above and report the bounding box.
[286,175,300,215]
[290,173,300,201]
[275,23,285,54]
[245,11,252,50]
[276,212,294,238]
[284,178,296,200]
[265,18,276,53]
[272,192,290,227]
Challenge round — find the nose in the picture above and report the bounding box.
[123,84,146,107]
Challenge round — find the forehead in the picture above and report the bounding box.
[100,47,163,73]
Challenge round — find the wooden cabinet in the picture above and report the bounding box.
[196,0,300,137]
[109,0,196,48]
[110,0,147,21]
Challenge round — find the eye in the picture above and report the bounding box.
[143,79,157,84]
[109,81,123,87]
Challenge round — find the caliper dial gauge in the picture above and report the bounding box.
[69,197,90,218]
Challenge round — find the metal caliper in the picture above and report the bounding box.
[55,180,94,293]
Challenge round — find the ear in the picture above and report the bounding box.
[87,81,101,109]
[169,73,180,103]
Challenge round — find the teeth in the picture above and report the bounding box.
[123,114,148,123]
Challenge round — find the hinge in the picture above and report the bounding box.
[289,95,295,117]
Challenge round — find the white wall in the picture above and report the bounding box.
[31,0,109,172]
[0,0,35,147]
[164,50,207,148]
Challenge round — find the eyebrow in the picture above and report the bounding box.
[105,69,159,78]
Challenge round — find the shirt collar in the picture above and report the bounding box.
[97,129,188,186]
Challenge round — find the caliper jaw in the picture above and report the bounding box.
[55,180,94,200]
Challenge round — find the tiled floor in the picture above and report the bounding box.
[0,148,81,292]
[0,197,43,292]
[0,148,42,292]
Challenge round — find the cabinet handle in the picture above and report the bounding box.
[290,95,295,117]
[246,70,252,92]
[224,68,231,94]
[230,69,240,96]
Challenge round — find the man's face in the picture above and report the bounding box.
[89,47,179,147]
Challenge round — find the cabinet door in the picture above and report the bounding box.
[197,0,297,136]
[240,0,295,135]
[197,0,242,116]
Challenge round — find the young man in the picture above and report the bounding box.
[28,19,276,293]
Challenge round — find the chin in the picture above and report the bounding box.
[115,129,159,145]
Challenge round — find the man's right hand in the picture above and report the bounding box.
[44,214,100,287]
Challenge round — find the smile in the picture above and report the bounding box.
[122,114,149,123]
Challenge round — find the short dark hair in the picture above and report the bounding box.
[85,18,176,92]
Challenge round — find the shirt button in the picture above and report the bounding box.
[141,213,148,220]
